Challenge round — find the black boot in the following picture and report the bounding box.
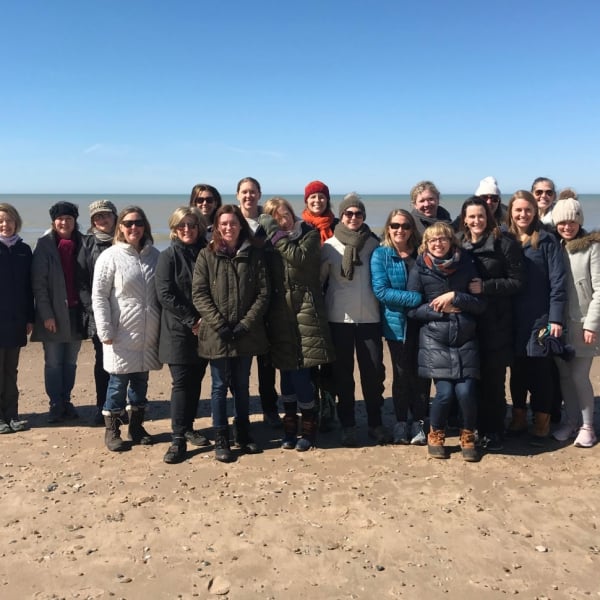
[234,419,262,454]
[163,436,187,464]
[281,399,298,449]
[296,409,317,451]
[104,413,125,452]
[127,405,152,445]
[214,427,234,463]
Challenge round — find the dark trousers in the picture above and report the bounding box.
[0,347,20,422]
[168,360,208,437]
[431,378,477,431]
[257,354,278,414]
[477,358,507,435]
[92,334,110,409]
[510,356,555,414]
[329,322,385,428]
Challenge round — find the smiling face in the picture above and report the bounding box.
[340,207,364,231]
[92,211,116,235]
[195,191,216,217]
[305,192,328,217]
[426,235,452,259]
[464,205,488,241]
[532,180,556,213]
[274,206,294,232]
[237,181,261,218]
[556,220,580,241]
[511,199,535,233]
[388,214,413,251]
[414,190,439,218]
[119,212,145,249]
[218,212,241,249]
[0,211,16,237]
[53,215,76,239]
[175,216,200,245]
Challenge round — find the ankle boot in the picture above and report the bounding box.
[296,409,317,451]
[427,427,447,459]
[214,427,234,462]
[459,429,479,462]
[104,413,125,452]
[281,413,298,449]
[506,407,528,436]
[234,419,262,454]
[127,405,153,445]
[530,412,551,446]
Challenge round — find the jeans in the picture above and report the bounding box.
[43,341,82,410]
[430,378,477,431]
[210,356,252,429]
[0,347,20,421]
[104,372,149,413]
[280,368,315,410]
[92,334,110,409]
[169,361,208,436]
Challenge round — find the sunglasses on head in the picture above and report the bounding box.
[389,222,412,230]
[121,219,144,228]
[343,210,364,219]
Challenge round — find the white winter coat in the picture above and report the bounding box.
[92,241,162,374]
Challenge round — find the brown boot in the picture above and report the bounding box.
[460,429,479,462]
[506,407,528,436]
[530,412,551,446]
[296,410,317,452]
[427,427,447,459]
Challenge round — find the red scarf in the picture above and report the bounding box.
[57,238,79,307]
[301,208,335,246]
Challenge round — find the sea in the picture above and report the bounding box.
[2,193,599,251]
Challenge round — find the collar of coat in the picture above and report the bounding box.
[563,229,600,254]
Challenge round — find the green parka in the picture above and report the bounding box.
[192,240,269,359]
[266,220,335,370]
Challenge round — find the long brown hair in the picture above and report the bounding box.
[507,191,540,249]
[209,204,253,252]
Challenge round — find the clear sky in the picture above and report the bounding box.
[1,0,599,195]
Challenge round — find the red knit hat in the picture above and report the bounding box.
[304,180,330,202]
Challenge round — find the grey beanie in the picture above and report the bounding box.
[339,192,366,219]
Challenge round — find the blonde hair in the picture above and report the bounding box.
[263,197,296,220]
[168,206,205,241]
[418,222,456,255]
[507,191,540,250]
[410,180,440,205]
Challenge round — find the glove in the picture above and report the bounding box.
[257,214,280,240]
[217,325,235,342]
[232,322,248,338]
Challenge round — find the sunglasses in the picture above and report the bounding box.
[121,219,144,228]
[343,210,364,219]
[533,189,555,197]
[389,222,412,231]
[480,194,500,202]
[196,197,215,205]
[176,222,198,230]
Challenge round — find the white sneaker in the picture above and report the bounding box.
[573,426,597,448]
[410,420,427,446]
[552,422,578,442]
[393,421,409,444]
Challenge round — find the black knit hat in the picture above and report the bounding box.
[49,201,79,221]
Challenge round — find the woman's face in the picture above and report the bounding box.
[0,211,16,237]
[556,220,580,241]
[92,211,116,234]
[305,192,328,217]
[175,215,200,245]
[414,190,439,218]
[532,180,556,213]
[511,199,535,232]
[427,234,452,259]
[218,213,241,247]
[54,215,76,239]
[194,191,216,217]
[120,212,145,248]
[388,214,412,249]
[274,206,294,232]
[464,205,488,240]
[237,181,261,215]
[340,206,364,231]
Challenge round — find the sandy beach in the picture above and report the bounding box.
[2,340,600,599]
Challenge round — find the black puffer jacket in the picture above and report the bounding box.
[407,249,486,380]
[460,231,525,363]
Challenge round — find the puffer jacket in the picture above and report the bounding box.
[512,229,566,356]
[31,230,91,343]
[460,231,525,363]
[370,245,422,341]
[0,239,34,348]
[560,230,600,357]
[192,240,269,360]
[92,240,161,374]
[156,238,205,365]
[266,221,334,370]
[407,249,486,380]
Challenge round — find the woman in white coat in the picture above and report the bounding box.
[92,206,161,451]
[551,198,599,447]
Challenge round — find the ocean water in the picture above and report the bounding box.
[2,193,598,251]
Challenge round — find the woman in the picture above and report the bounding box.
[192,204,269,462]
[156,207,209,464]
[31,201,91,423]
[506,191,567,444]
[92,206,161,451]
[409,180,452,236]
[459,197,525,450]
[407,223,486,461]
[0,203,34,433]
[370,209,427,445]
[259,197,335,451]
[551,198,599,447]
[83,199,118,425]
[321,193,388,446]
[474,176,509,226]
[531,177,557,226]
[189,183,222,239]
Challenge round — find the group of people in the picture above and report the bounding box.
[0,175,597,465]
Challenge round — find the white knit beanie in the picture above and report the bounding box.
[475,176,501,197]
[552,198,584,226]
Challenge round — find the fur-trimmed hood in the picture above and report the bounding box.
[564,230,600,254]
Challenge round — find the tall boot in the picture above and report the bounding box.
[506,407,528,436]
[127,405,152,445]
[459,429,479,462]
[214,427,234,463]
[281,398,298,450]
[296,409,317,451]
[104,413,125,452]
[530,412,551,446]
[234,419,262,454]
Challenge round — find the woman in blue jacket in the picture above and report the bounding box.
[370,209,425,445]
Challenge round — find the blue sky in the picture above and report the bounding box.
[1,0,599,194]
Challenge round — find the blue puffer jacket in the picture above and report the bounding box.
[370,246,422,341]
[407,249,487,380]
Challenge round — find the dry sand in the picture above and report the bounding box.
[1,341,600,599]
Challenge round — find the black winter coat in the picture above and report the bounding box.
[156,238,206,365]
[460,232,525,364]
[407,250,486,380]
[0,240,34,348]
[82,232,113,337]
